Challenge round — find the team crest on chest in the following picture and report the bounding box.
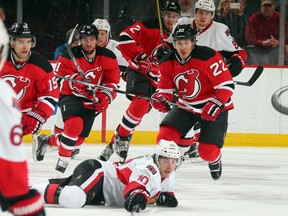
[1,75,31,101]
[85,66,103,80]
[174,69,200,100]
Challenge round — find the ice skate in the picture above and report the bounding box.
[114,134,132,163]
[188,142,200,158]
[55,157,70,173]
[32,134,49,162]
[71,148,80,159]
[208,156,222,180]
[98,144,114,161]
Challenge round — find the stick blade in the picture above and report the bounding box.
[235,65,263,86]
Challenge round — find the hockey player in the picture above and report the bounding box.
[168,0,247,78]
[93,18,129,74]
[0,20,45,216]
[166,0,248,159]
[33,24,120,174]
[32,140,180,213]
[98,0,181,163]
[0,23,59,136]
[151,24,235,180]
[50,19,128,157]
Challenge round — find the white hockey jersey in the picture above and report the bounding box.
[104,39,128,69]
[0,80,30,197]
[0,80,25,162]
[99,154,176,207]
[167,17,243,53]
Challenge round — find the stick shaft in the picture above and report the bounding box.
[56,74,201,113]
[156,0,164,46]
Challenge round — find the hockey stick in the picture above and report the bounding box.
[156,0,165,46]
[234,65,263,86]
[55,74,202,113]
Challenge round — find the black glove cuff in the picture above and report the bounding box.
[210,97,223,108]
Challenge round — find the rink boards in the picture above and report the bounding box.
[23,65,288,147]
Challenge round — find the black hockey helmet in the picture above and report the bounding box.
[172,24,197,41]
[162,0,181,15]
[78,24,99,40]
[8,23,36,47]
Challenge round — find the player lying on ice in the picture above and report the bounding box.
[31,140,180,213]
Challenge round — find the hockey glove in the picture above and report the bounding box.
[22,110,46,135]
[156,192,178,207]
[9,189,45,216]
[69,74,94,98]
[151,93,172,113]
[201,98,224,122]
[124,189,149,213]
[156,45,171,62]
[94,92,112,113]
[227,54,245,77]
[131,52,151,74]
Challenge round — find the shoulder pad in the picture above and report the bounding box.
[193,45,217,61]
[29,52,53,73]
[142,18,160,29]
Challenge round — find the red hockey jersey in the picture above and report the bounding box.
[55,46,120,106]
[1,51,59,119]
[118,18,171,87]
[158,45,235,112]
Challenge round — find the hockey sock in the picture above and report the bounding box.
[198,142,221,162]
[53,125,63,134]
[75,136,85,146]
[59,116,83,157]
[118,98,150,137]
[44,184,62,204]
[48,133,61,147]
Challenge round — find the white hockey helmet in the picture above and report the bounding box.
[92,18,111,40]
[194,0,215,18]
[0,20,9,72]
[155,139,181,164]
[93,19,111,33]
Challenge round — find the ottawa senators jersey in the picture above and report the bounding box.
[0,80,29,197]
[118,18,172,87]
[104,39,128,71]
[1,51,59,119]
[98,154,175,206]
[158,45,235,111]
[56,45,120,101]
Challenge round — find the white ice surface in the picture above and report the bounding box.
[2,144,288,216]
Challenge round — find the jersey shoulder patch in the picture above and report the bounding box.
[159,50,176,64]
[29,52,53,73]
[193,45,217,61]
[142,18,159,29]
[61,46,83,59]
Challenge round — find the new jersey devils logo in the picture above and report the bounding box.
[1,76,31,101]
[175,69,200,100]
[85,66,103,83]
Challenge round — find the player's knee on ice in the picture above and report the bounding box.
[59,185,87,208]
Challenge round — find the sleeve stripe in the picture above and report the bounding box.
[38,96,58,110]
[157,88,174,94]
